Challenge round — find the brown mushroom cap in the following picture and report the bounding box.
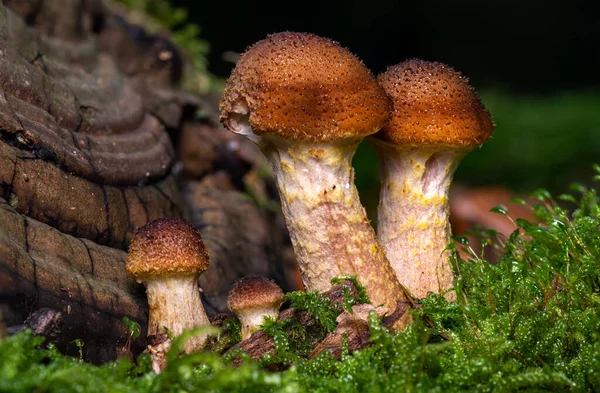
[228,277,284,313]
[220,31,391,143]
[126,218,210,280]
[376,59,493,148]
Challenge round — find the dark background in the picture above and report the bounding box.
[172,0,598,93]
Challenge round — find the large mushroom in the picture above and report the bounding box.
[126,218,211,353]
[220,32,411,318]
[370,59,494,298]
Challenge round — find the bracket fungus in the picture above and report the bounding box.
[220,32,411,319]
[370,59,493,298]
[228,277,284,340]
[126,218,211,353]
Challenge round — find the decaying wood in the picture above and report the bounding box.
[309,304,389,359]
[0,196,147,360]
[98,9,204,130]
[0,4,184,249]
[4,0,103,42]
[145,333,171,374]
[4,307,62,337]
[179,121,257,185]
[203,313,238,354]
[0,139,185,250]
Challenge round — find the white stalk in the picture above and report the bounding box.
[144,274,210,353]
[237,307,280,340]
[259,137,408,313]
[375,143,466,299]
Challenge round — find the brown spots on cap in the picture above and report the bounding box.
[376,59,493,148]
[126,218,210,279]
[228,276,284,312]
[220,32,391,142]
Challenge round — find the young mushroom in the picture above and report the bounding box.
[369,59,494,299]
[228,277,284,340]
[220,32,412,319]
[126,218,211,353]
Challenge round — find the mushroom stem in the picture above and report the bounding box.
[374,143,465,299]
[259,137,407,310]
[371,59,493,300]
[237,307,280,341]
[144,275,210,353]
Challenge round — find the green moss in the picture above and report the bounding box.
[205,318,242,355]
[258,283,359,365]
[284,290,338,334]
[330,276,371,311]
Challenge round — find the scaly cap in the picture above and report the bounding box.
[376,59,493,148]
[126,218,210,280]
[220,32,390,143]
[228,276,284,313]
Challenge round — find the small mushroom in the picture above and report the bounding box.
[228,277,284,340]
[220,32,411,318]
[370,59,494,298]
[126,218,211,353]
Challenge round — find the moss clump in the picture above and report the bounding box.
[258,283,352,365]
[0,330,295,393]
[330,275,371,311]
[205,317,242,355]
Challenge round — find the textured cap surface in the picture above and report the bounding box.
[376,59,493,147]
[126,218,210,279]
[228,277,284,312]
[220,32,390,142]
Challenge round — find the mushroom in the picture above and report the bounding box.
[126,218,211,353]
[228,277,284,340]
[220,32,411,317]
[369,59,494,299]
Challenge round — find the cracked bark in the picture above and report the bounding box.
[0,196,147,361]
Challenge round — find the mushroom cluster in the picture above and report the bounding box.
[124,32,493,363]
[219,34,492,305]
[219,32,412,318]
